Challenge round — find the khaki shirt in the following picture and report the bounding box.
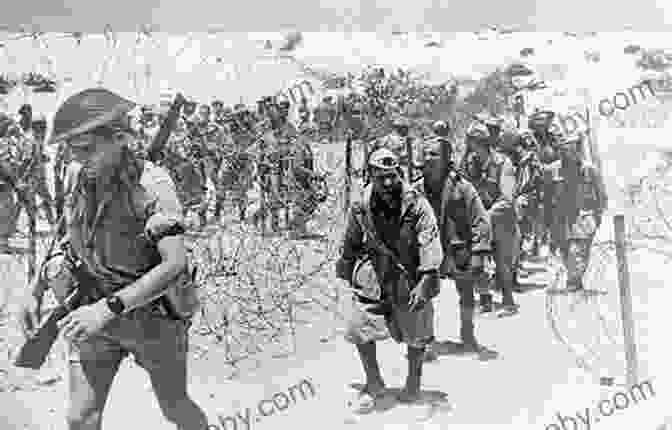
[64,161,184,293]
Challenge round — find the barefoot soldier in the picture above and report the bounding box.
[336,148,442,408]
[18,88,207,430]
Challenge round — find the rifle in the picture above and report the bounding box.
[147,93,187,163]
[14,251,103,369]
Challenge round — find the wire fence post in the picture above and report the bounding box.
[613,214,639,386]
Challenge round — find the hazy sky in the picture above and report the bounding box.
[2,0,672,32]
[0,30,668,113]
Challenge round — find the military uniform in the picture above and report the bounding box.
[0,136,17,249]
[553,138,608,290]
[221,129,255,221]
[288,131,319,237]
[313,98,336,144]
[40,88,206,430]
[461,123,520,312]
[438,170,492,347]
[337,181,443,348]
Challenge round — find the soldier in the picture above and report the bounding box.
[0,116,17,252]
[418,127,493,360]
[379,117,407,157]
[336,148,442,409]
[420,120,452,216]
[553,134,608,292]
[18,88,207,430]
[512,129,546,260]
[211,100,225,125]
[288,127,320,239]
[222,117,254,222]
[461,122,522,316]
[313,96,336,144]
[298,96,311,128]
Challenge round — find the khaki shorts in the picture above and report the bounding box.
[344,296,434,348]
[68,307,189,369]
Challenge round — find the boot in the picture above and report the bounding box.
[499,277,520,317]
[397,346,424,403]
[213,201,222,221]
[355,342,386,396]
[459,306,480,353]
[479,293,493,313]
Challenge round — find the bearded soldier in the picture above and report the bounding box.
[18,88,206,430]
[461,122,522,316]
[336,148,442,409]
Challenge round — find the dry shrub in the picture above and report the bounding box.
[189,144,354,367]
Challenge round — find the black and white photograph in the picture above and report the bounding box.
[0,1,670,429]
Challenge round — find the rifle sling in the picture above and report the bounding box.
[353,205,410,277]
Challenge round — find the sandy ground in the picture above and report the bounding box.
[1,143,671,430]
[1,229,670,430]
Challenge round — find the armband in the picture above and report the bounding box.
[418,269,439,277]
[146,222,186,244]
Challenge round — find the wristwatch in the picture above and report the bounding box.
[105,295,126,315]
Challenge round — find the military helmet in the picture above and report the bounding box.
[50,88,136,144]
[432,120,450,136]
[368,148,400,170]
[465,121,491,142]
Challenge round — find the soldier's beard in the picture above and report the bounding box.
[375,182,402,215]
[80,145,140,226]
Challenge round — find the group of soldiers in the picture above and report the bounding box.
[336,106,608,409]
[132,94,332,238]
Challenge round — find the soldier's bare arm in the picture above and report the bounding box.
[115,163,189,311]
[115,234,188,311]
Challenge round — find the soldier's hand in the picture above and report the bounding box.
[18,282,44,338]
[409,272,438,311]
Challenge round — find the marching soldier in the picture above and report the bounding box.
[336,148,442,409]
[288,127,320,239]
[553,134,608,292]
[0,116,17,252]
[461,122,522,316]
[420,120,452,215]
[418,127,493,360]
[18,88,207,430]
[298,96,311,128]
[313,96,337,144]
